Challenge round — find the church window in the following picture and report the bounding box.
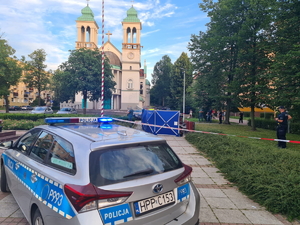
[86,26,91,47]
[127,79,133,89]
[130,66,132,70]
[133,28,137,43]
[81,26,85,42]
[127,27,131,43]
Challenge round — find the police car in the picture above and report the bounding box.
[0,117,200,225]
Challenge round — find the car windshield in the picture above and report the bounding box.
[61,108,71,111]
[34,107,46,111]
[89,143,182,186]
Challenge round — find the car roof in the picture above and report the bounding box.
[35,123,165,150]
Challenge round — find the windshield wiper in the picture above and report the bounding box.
[123,168,154,178]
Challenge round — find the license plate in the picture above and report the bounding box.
[134,191,175,215]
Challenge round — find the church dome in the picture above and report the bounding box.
[145,79,150,86]
[123,6,140,22]
[77,5,95,21]
[104,51,121,68]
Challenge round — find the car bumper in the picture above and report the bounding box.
[165,182,200,225]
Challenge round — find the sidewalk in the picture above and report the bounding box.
[0,134,298,225]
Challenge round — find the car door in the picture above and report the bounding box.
[14,131,55,219]
[2,129,41,216]
[28,132,78,223]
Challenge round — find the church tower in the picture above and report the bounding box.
[121,6,142,109]
[75,3,99,49]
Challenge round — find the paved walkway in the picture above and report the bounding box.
[0,133,298,225]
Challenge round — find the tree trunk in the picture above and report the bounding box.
[83,91,87,115]
[250,104,256,131]
[223,94,231,124]
[4,96,9,113]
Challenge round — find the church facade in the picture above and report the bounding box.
[71,4,150,110]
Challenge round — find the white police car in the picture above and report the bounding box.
[0,117,200,225]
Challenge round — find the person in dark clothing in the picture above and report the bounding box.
[127,108,134,121]
[239,112,244,123]
[218,111,224,124]
[275,106,292,148]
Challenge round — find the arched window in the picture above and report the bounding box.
[81,26,85,42]
[127,27,131,43]
[127,79,133,89]
[86,26,91,42]
[132,27,137,43]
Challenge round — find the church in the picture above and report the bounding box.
[72,3,150,110]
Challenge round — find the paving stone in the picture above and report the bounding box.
[200,197,209,208]
[192,177,215,185]
[199,188,227,198]
[10,209,25,218]
[206,197,237,209]
[0,202,19,217]
[211,177,228,185]
[213,209,251,223]
[199,207,219,223]
[242,210,284,225]
[0,195,16,203]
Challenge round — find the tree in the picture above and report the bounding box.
[268,0,300,120]
[57,48,116,114]
[150,55,173,106]
[189,0,275,129]
[23,49,50,106]
[169,52,193,112]
[0,38,23,113]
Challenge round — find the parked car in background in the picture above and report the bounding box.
[30,106,53,114]
[21,105,34,110]
[56,107,77,114]
[9,106,22,111]
[133,109,143,119]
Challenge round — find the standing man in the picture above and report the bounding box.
[218,110,224,124]
[199,108,204,122]
[239,111,244,123]
[275,106,292,148]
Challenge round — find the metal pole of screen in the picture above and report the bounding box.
[101,0,105,117]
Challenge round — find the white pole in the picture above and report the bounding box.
[101,0,104,117]
[183,69,186,121]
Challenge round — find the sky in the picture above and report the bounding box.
[0,0,210,82]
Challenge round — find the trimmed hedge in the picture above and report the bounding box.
[248,118,300,135]
[0,113,85,121]
[186,132,300,220]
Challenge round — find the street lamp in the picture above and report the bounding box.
[181,68,186,121]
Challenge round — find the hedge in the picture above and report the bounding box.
[248,118,300,135]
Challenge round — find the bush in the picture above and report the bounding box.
[260,113,274,120]
[248,118,300,135]
[185,132,300,220]
[244,112,250,117]
[2,119,45,130]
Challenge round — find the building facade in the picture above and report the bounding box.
[71,4,150,110]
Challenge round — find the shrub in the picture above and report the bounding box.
[248,118,300,135]
[185,132,300,220]
[260,113,274,120]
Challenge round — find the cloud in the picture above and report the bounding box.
[141,29,160,37]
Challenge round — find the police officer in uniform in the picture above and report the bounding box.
[275,106,292,148]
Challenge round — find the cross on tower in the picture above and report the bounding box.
[87,0,90,6]
[131,0,134,5]
[106,31,112,42]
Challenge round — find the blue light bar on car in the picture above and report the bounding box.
[45,117,113,124]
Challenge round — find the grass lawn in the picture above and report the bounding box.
[185,118,300,220]
[186,117,300,151]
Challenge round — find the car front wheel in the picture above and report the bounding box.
[33,208,44,225]
[0,164,10,192]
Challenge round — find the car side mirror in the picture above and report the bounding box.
[0,140,13,149]
[19,144,27,152]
